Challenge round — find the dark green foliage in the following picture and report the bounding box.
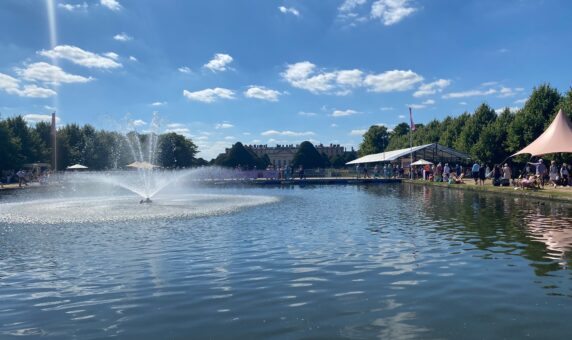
[215,142,266,169]
[292,141,326,168]
[359,125,389,156]
[157,132,198,168]
[0,115,200,171]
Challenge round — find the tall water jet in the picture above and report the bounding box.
[46,0,59,171]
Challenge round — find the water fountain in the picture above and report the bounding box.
[0,114,278,224]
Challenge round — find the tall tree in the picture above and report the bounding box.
[158,132,198,168]
[292,141,325,168]
[359,125,389,156]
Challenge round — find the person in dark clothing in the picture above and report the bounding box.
[478,164,486,185]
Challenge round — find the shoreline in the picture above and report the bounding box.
[402,179,572,204]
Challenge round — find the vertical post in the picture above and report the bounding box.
[409,107,414,179]
[51,112,57,172]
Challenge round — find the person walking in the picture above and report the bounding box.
[471,162,480,185]
[561,163,569,186]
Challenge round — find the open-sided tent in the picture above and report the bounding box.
[66,164,88,170]
[411,159,434,166]
[346,143,469,165]
[513,109,572,156]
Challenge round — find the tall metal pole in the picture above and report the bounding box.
[51,112,57,172]
[409,107,413,179]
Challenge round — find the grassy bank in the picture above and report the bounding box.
[403,179,572,204]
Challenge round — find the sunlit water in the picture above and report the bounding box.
[1,184,572,339]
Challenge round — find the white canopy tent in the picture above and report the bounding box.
[411,159,434,166]
[512,109,572,156]
[346,143,470,165]
[66,164,88,170]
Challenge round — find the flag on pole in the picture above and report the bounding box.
[409,107,416,132]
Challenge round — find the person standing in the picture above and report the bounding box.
[471,162,480,185]
[502,163,512,183]
[478,164,486,185]
[530,159,547,188]
[561,163,569,186]
[549,160,559,187]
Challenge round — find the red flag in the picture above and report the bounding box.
[409,107,416,131]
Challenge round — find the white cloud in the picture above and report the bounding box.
[408,104,425,109]
[203,53,233,72]
[422,99,435,105]
[165,123,190,136]
[224,136,236,140]
[132,119,146,127]
[371,0,418,26]
[16,62,91,84]
[244,86,281,101]
[364,70,423,92]
[282,61,336,93]
[495,107,520,114]
[183,87,235,103]
[278,6,300,16]
[398,114,406,119]
[298,111,317,116]
[39,45,122,69]
[339,0,367,12]
[23,114,60,123]
[150,101,166,106]
[413,79,451,97]
[514,98,528,104]
[336,69,363,87]
[18,85,58,98]
[113,33,132,42]
[178,66,192,74]
[380,106,394,111]
[443,88,497,99]
[331,123,338,127]
[0,73,58,98]
[498,86,524,98]
[167,123,186,129]
[128,56,138,62]
[350,129,367,136]
[58,2,88,11]
[459,101,467,105]
[481,81,498,87]
[261,130,315,137]
[215,123,234,129]
[332,109,359,117]
[0,72,20,93]
[104,52,119,60]
[101,0,121,11]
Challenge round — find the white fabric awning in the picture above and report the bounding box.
[411,159,433,166]
[346,143,470,165]
[66,164,88,169]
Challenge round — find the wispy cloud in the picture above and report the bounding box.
[298,111,317,116]
[278,6,300,16]
[113,33,132,42]
[215,122,234,129]
[443,88,497,99]
[332,109,359,117]
[100,0,121,11]
[58,2,88,11]
[39,45,122,69]
[413,79,451,97]
[178,66,192,74]
[15,62,92,85]
[371,0,418,26]
[261,130,315,136]
[23,114,61,123]
[244,86,281,101]
[350,129,367,136]
[183,87,235,103]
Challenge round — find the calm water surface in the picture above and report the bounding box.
[1,184,572,339]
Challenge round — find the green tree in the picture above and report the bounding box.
[507,84,561,158]
[157,132,198,168]
[215,142,264,169]
[5,116,44,165]
[359,125,389,156]
[292,141,325,168]
[0,121,21,171]
[472,108,515,164]
[455,103,496,155]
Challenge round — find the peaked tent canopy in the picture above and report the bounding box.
[346,143,469,165]
[513,109,572,156]
[66,164,88,169]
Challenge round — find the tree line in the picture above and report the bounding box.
[0,115,205,171]
[358,84,572,165]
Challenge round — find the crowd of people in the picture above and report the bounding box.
[415,159,571,189]
[355,164,405,179]
[0,168,51,189]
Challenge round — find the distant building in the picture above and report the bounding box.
[224,143,346,168]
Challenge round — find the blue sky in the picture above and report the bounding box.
[1,0,571,159]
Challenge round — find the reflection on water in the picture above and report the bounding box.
[1,184,572,339]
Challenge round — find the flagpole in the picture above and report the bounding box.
[409,107,413,179]
[51,112,57,172]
